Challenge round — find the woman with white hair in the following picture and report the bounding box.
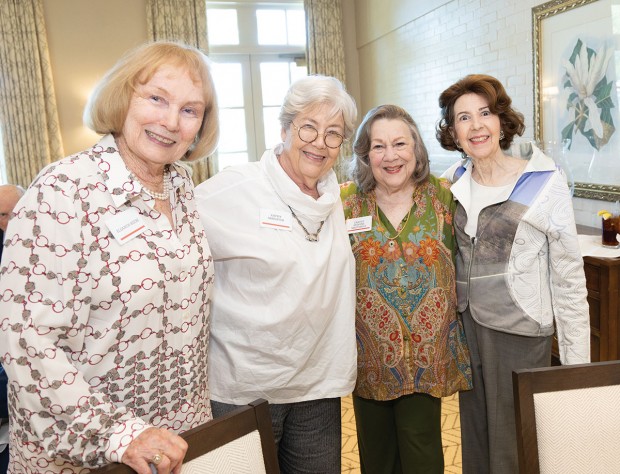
[196,75,358,473]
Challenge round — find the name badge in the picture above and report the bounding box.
[346,216,372,234]
[260,208,292,231]
[106,208,147,244]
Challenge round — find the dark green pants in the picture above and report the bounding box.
[353,392,443,474]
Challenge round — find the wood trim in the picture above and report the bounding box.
[92,399,279,474]
[513,361,620,474]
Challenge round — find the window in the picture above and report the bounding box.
[206,1,307,172]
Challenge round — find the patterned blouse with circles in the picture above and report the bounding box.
[0,134,214,473]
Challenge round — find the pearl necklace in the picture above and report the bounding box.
[288,206,325,242]
[131,169,171,200]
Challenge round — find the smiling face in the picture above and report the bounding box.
[368,118,417,194]
[120,64,205,170]
[452,93,503,162]
[279,103,344,193]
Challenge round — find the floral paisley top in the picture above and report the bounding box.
[341,176,472,400]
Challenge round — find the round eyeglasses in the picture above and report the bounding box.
[292,123,345,149]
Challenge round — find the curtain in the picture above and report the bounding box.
[304,0,346,82]
[0,0,64,187]
[146,0,214,184]
[304,0,350,182]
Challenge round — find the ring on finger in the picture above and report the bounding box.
[150,452,164,466]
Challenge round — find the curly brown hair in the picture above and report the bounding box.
[435,74,525,153]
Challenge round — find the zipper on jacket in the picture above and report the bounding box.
[466,236,476,305]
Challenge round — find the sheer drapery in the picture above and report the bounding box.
[304,0,346,82]
[146,0,208,50]
[0,0,64,187]
[146,0,214,183]
[304,0,351,182]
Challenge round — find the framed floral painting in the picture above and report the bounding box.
[533,0,620,201]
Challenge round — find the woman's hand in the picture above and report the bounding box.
[121,427,188,474]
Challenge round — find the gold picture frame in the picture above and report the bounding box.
[532,0,620,201]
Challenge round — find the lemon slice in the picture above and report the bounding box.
[598,209,610,216]
[599,211,612,220]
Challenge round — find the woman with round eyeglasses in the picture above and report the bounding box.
[195,75,358,473]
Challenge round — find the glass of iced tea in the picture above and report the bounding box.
[601,214,620,248]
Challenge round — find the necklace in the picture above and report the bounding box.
[131,168,171,200]
[288,206,325,242]
[376,201,412,241]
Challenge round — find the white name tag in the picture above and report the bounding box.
[260,208,292,231]
[346,216,372,234]
[106,208,147,244]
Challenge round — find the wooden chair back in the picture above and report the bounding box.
[92,399,279,474]
[513,361,620,474]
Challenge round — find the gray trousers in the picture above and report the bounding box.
[459,308,552,474]
[212,397,341,474]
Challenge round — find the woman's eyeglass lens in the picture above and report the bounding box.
[293,123,344,149]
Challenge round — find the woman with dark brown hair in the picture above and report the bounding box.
[436,74,590,474]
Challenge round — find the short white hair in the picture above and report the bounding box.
[278,75,357,139]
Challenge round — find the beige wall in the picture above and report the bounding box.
[42,0,362,156]
[43,0,148,155]
[354,0,450,48]
[342,0,450,118]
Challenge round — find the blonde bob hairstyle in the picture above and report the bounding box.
[350,104,430,194]
[278,75,357,141]
[84,41,219,162]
